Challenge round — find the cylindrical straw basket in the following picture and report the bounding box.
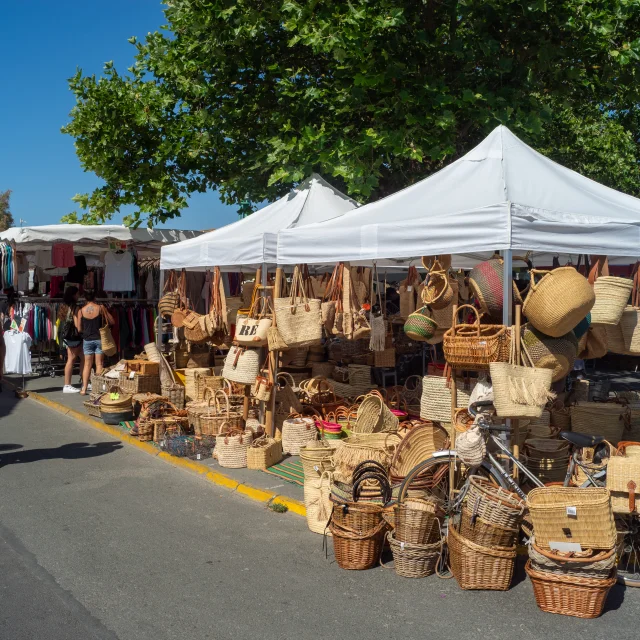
[591,276,633,325]
[525,561,616,618]
[387,531,441,578]
[448,524,516,590]
[353,393,399,434]
[300,439,340,479]
[303,471,333,535]
[526,487,617,550]
[281,416,318,455]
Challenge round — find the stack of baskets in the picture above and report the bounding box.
[448,476,524,590]
[526,487,617,618]
[99,386,134,425]
[387,495,443,578]
[523,438,571,484]
[300,438,338,535]
[118,371,161,395]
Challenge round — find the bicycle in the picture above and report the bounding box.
[397,399,640,586]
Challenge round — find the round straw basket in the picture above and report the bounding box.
[448,524,516,591]
[389,423,449,483]
[353,393,399,434]
[422,268,453,310]
[522,268,594,338]
[281,416,318,455]
[521,324,578,382]
[300,439,340,479]
[331,433,401,484]
[591,276,633,325]
[525,561,616,619]
[386,531,442,578]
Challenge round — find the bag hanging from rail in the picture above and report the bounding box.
[321,263,343,335]
[170,269,189,328]
[420,258,453,310]
[99,306,117,356]
[222,345,260,385]
[404,306,438,342]
[619,261,640,355]
[273,265,322,348]
[588,256,633,326]
[158,270,180,318]
[252,355,274,402]
[521,323,578,382]
[490,332,555,419]
[523,267,595,337]
[399,266,421,319]
[235,294,273,347]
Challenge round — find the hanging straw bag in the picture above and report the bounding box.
[274,265,322,348]
[523,267,595,337]
[420,259,452,310]
[578,324,608,359]
[222,346,260,385]
[158,270,179,318]
[443,305,509,370]
[619,262,640,355]
[589,256,633,326]
[490,332,555,418]
[404,305,438,342]
[252,356,273,402]
[399,266,421,319]
[235,295,273,347]
[521,323,578,382]
[99,306,117,356]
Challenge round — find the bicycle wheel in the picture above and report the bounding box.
[397,451,507,507]
[616,516,640,587]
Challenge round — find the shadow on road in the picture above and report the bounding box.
[0,441,123,468]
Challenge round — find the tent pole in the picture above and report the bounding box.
[265,267,281,437]
[258,263,268,426]
[156,269,165,347]
[501,249,513,471]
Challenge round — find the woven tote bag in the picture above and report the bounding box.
[419,374,476,423]
[490,334,554,419]
[521,324,578,382]
[589,257,633,325]
[578,325,608,359]
[618,263,640,355]
[281,416,318,455]
[216,427,253,468]
[303,471,333,535]
[570,401,629,446]
[222,346,260,385]
[606,455,640,514]
[523,268,595,337]
[274,266,322,348]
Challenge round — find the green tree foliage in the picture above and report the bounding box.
[0,190,14,232]
[63,0,640,226]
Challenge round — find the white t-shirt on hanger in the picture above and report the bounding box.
[4,330,32,375]
[103,251,134,292]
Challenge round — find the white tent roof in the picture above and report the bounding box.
[160,173,358,271]
[0,224,202,256]
[277,126,640,265]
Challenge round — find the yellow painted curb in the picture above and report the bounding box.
[15,383,307,518]
[237,484,277,503]
[206,471,239,491]
[270,496,306,517]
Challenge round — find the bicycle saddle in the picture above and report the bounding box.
[559,431,605,448]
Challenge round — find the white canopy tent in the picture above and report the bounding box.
[277,126,640,266]
[160,173,358,271]
[0,224,202,258]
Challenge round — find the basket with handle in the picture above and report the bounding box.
[331,432,401,484]
[459,508,519,548]
[420,259,452,310]
[281,415,318,455]
[394,496,444,546]
[198,388,243,437]
[215,424,253,468]
[247,434,283,470]
[619,261,640,354]
[385,530,442,578]
[352,392,399,434]
[528,539,616,580]
[403,306,438,342]
[522,267,594,337]
[304,470,333,535]
[589,256,633,326]
[443,305,509,370]
[464,476,525,529]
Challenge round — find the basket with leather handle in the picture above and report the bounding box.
[589,256,633,326]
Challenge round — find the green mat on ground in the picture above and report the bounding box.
[120,421,136,433]
[262,457,304,486]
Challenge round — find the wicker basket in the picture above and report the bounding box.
[550,407,571,431]
[591,276,633,326]
[570,401,629,446]
[118,372,161,395]
[353,393,399,434]
[83,398,103,418]
[525,561,616,618]
[198,389,243,437]
[304,471,333,535]
[181,367,211,401]
[195,371,226,401]
[247,436,283,470]
[443,305,509,370]
[459,508,518,548]
[91,371,115,394]
[300,439,340,479]
[161,382,185,410]
[373,347,396,368]
[527,487,617,550]
[281,416,318,455]
[389,423,449,484]
[311,362,335,379]
[465,476,526,529]
[528,539,616,580]
[329,517,387,570]
[606,454,640,514]
[421,265,452,310]
[394,497,443,545]
[387,531,441,578]
[331,433,401,484]
[448,524,516,591]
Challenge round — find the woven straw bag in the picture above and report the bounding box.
[443,305,509,370]
[182,367,211,401]
[216,426,253,468]
[399,266,421,319]
[247,435,283,470]
[490,333,554,419]
[430,275,459,329]
[589,257,633,325]
[578,324,608,359]
[222,346,260,385]
[521,323,577,382]
[523,267,595,337]
[455,424,486,466]
[331,433,401,483]
[353,392,399,434]
[303,471,333,535]
[420,260,452,310]
[604,455,640,514]
[281,416,318,455]
[419,374,476,423]
[570,400,629,446]
[618,263,640,354]
[273,266,322,348]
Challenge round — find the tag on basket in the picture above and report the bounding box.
[129,371,135,379]
[550,541,582,553]
[566,506,577,518]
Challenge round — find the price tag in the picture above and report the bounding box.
[551,541,582,553]
[129,371,135,379]
[406,286,413,292]
[566,506,577,517]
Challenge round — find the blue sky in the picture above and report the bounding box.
[0,0,239,231]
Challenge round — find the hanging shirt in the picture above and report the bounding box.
[4,330,32,374]
[103,251,134,291]
[34,250,53,270]
[51,243,76,268]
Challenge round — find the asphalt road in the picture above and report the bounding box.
[0,391,636,640]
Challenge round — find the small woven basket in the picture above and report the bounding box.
[83,398,103,418]
[465,476,525,529]
[387,531,442,578]
[591,276,633,325]
[329,518,387,570]
[247,436,283,470]
[394,497,443,545]
[459,508,519,548]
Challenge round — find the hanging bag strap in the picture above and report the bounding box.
[632,262,640,308]
[588,256,609,285]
